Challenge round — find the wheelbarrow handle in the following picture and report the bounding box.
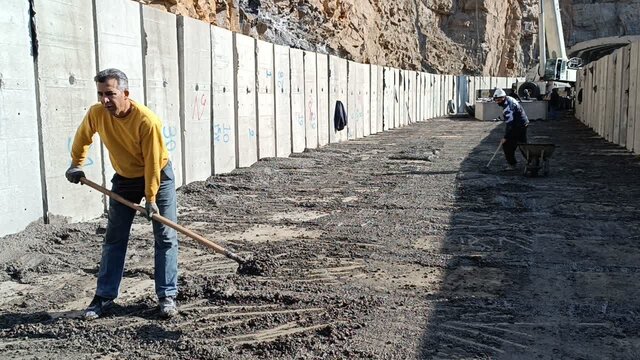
[79,177,246,264]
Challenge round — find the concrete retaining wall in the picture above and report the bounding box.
[143,7,182,184]
[257,40,276,159]
[234,34,257,167]
[35,0,104,224]
[304,51,318,148]
[211,26,236,174]
[317,55,330,146]
[0,0,518,236]
[575,40,640,154]
[274,45,291,157]
[178,16,211,183]
[0,0,43,235]
[328,56,347,143]
[290,49,305,152]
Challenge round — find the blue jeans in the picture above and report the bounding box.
[96,164,178,300]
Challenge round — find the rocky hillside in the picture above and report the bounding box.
[138,0,640,76]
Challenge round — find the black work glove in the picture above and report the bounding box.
[65,166,85,184]
[144,201,159,221]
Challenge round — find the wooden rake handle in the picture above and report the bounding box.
[486,142,502,168]
[80,177,246,264]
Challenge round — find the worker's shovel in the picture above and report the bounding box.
[79,177,259,272]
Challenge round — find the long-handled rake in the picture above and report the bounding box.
[80,177,266,275]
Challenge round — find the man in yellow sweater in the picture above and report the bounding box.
[65,68,179,320]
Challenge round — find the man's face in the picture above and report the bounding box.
[97,78,129,117]
[495,96,506,107]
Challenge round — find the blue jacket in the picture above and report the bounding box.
[500,96,529,138]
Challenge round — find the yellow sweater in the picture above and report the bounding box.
[71,100,169,202]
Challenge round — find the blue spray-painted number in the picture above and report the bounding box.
[163,126,177,152]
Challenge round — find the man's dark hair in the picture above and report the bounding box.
[94,68,129,91]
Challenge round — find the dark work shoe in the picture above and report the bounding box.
[84,295,114,320]
[159,296,178,318]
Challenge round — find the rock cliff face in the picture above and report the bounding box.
[563,0,640,45]
[137,0,640,76]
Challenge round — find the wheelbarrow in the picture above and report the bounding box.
[518,143,556,177]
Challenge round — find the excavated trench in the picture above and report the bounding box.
[1,115,640,358]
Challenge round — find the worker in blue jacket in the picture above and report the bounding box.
[493,88,529,170]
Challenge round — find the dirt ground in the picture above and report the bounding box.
[2,115,640,359]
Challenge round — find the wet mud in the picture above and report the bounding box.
[2,115,640,359]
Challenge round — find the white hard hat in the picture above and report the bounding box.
[493,88,506,98]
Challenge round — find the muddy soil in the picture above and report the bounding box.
[2,115,640,359]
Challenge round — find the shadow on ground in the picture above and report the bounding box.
[419,115,640,358]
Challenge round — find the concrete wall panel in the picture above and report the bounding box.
[609,51,616,141]
[624,43,640,150]
[304,51,318,148]
[480,76,491,96]
[433,74,438,118]
[399,70,406,126]
[234,33,258,167]
[376,66,384,132]
[143,7,182,184]
[274,45,291,156]
[0,0,43,236]
[599,58,608,137]
[370,65,379,134]
[457,75,468,114]
[451,75,457,114]
[421,73,427,120]
[421,73,426,120]
[592,62,600,131]
[468,76,477,103]
[95,0,144,182]
[256,40,276,159]
[408,71,414,123]
[405,70,411,124]
[606,53,617,142]
[584,66,591,127]
[427,74,433,120]
[394,69,400,126]
[95,0,144,101]
[620,45,631,148]
[316,54,330,146]
[613,49,622,144]
[633,42,640,152]
[362,64,371,136]
[35,0,104,221]
[436,74,440,117]
[576,70,584,121]
[409,70,414,122]
[383,67,393,131]
[592,63,599,129]
[416,72,420,121]
[211,26,236,174]
[416,72,421,121]
[178,16,211,183]
[445,75,451,115]
[290,49,306,152]
[434,75,440,118]
[408,71,413,122]
[328,56,347,143]
[347,61,358,139]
